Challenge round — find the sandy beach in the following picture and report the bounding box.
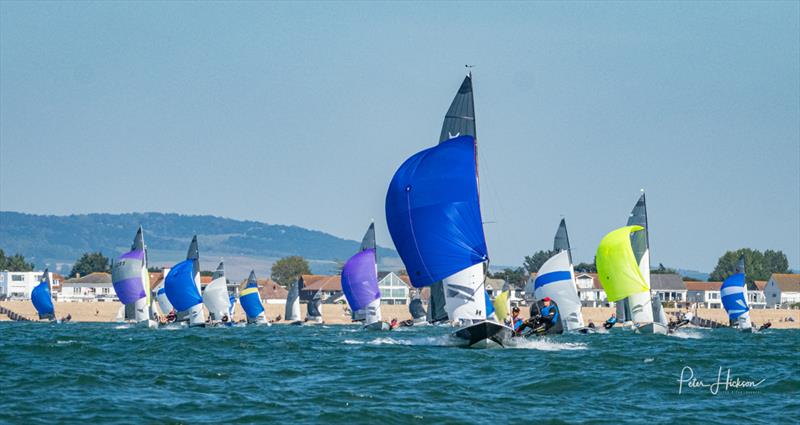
[1,300,797,328]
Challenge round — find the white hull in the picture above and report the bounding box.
[635,322,668,335]
[364,321,390,331]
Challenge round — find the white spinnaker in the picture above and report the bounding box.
[442,262,487,323]
[533,251,584,331]
[203,276,231,320]
[364,298,382,325]
[629,249,654,323]
[155,282,174,315]
[135,265,151,322]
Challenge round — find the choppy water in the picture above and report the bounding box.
[0,323,797,424]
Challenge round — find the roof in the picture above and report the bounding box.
[770,274,800,292]
[684,281,722,291]
[650,274,686,290]
[300,275,342,292]
[64,272,112,284]
[754,280,767,291]
[485,277,506,291]
[199,276,213,286]
[258,279,288,299]
[574,273,604,290]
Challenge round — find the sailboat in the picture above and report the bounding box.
[240,270,270,325]
[202,261,232,325]
[111,226,156,328]
[31,269,56,321]
[721,256,753,332]
[164,235,206,327]
[349,222,376,323]
[596,225,668,334]
[306,292,324,324]
[385,72,514,347]
[408,291,427,325]
[342,222,389,331]
[284,279,302,325]
[532,219,585,332]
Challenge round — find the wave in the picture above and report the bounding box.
[506,337,588,351]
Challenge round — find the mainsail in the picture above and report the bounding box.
[409,293,427,322]
[350,221,377,321]
[533,219,584,331]
[596,226,650,302]
[342,248,382,326]
[721,256,752,330]
[307,293,323,320]
[31,269,55,320]
[285,280,301,322]
[111,226,151,323]
[439,74,476,142]
[426,282,448,323]
[240,270,268,324]
[622,193,655,323]
[203,261,231,321]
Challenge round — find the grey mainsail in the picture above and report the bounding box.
[426,281,448,323]
[360,222,376,252]
[187,235,200,278]
[285,280,301,322]
[409,296,426,320]
[553,218,572,263]
[439,73,476,143]
[627,193,648,264]
[307,293,322,318]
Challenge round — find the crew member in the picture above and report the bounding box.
[510,306,524,332]
[603,312,618,330]
[538,297,560,331]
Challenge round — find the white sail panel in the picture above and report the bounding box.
[364,297,382,325]
[442,262,487,323]
[203,276,231,320]
[533,251,584,331]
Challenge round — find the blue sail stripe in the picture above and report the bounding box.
[534,271,572,290]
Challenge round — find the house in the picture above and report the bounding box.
[298,274,344,303]
[235,277,287,304]
[749,281,767,309]
[377,272,411,305]
[685,281,722,309]
[764,274,800,308]
[60,273,115,302]
[574,273,608,307]
[0,271,59,300]
[650,274,687,307]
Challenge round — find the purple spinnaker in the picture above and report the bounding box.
[112,249,146,305]
[341,248,379,312]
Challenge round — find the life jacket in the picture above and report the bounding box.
[512,317,524,331]
[607,316,617,324]
[541,305,559,325]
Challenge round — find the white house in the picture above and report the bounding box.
[574,273,608,307]
[764,274,800,308]
[685,281,722,309]
[378,272,411,305]
[650,274,688,308]
[0,271,58,300]
[59,272,116,302]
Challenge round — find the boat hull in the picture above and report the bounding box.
[364,321,390,331]
[453,321,515,348]
[635,322,668,335]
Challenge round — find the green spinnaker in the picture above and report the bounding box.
[596,225,650,302]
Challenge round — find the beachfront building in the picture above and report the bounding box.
[59,272,116,302]
[255,278,288,305]
[650,274,687,308]
[685,281,722,309]
[575,273,609,307]
[377,272,410,305]
[298,274,345,303]
[764,273,800,308]
[0,271,59,300]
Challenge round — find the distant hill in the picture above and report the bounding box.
[0,212,399,277]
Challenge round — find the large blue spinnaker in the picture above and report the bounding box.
[31,270,55,320]
[721,272,748,320]
[164,260,203,312]
[385,135,487,288]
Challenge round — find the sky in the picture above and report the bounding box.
[1,1,798,272]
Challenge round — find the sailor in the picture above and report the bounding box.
[758,322,772,331]
[166,310,177,323]
[510,306,524,332]
[389,318,399,329]
[603,313,618,330]
[538,297,560,331]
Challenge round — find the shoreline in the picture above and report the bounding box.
[2,300,798,328]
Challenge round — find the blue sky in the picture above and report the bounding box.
[1,1,798,271]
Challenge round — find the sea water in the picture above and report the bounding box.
[0,323,797,424]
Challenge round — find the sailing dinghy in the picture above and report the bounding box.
[306,293,324,324]
[112,226,157,328]
[596,225,667,335]
[284,279,303,325]
[240,270,270,325]
[203,261,232,325]
[385,72,514,347]
[164,236,206,327]
[342,223,389,331]
[31,269,56,321]
[532,219,586,332]
[721,256,753,332]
